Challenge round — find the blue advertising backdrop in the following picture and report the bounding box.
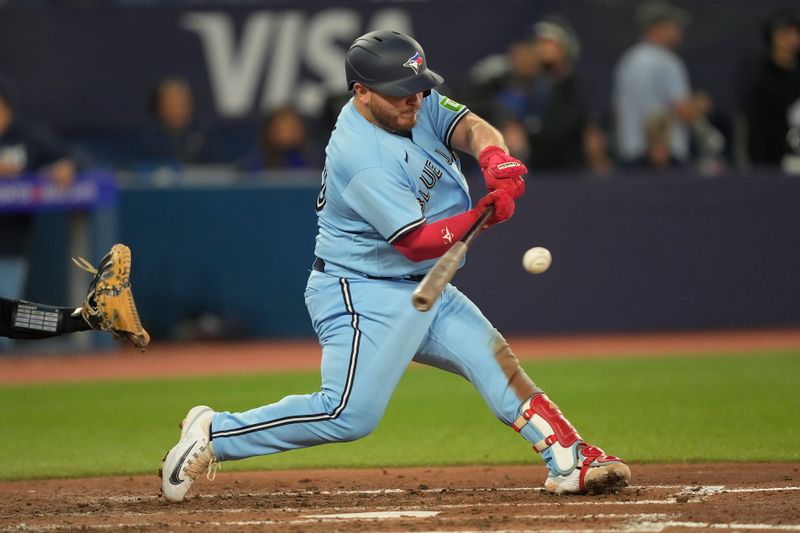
[111,172,800,338]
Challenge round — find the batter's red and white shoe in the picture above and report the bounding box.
[544,444,631,495]
[159,405,218,502]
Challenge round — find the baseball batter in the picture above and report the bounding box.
[160,30,630,502]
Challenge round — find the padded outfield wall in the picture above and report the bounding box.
[104,171,800,338]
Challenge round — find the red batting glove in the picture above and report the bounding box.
[479,145,527,200]
[475,188,515,228]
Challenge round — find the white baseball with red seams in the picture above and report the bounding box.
[523,247,552,274]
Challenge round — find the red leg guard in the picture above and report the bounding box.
[512,393,582,452]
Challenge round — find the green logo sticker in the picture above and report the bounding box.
[439,96,465,113]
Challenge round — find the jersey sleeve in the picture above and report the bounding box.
[423,89,470,147]
[342,167,426,243]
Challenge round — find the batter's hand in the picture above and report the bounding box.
[479,145,527,200]
[476,188,515,228]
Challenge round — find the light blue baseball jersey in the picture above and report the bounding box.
[314,89,471,278]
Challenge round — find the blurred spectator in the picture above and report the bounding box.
[463,16,592,173]
[524,16,589,171]
[643,114,677,169]
[583,121,614,176]
[0,74,76,327]
[239,106,319,172]
[137,77,215,169]
[612,1,718,169]
[462,39,539,130]
[741,10,800,172]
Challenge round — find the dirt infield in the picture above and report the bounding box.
[1,464,799,532]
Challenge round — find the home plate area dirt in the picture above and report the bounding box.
[2,463,799,532]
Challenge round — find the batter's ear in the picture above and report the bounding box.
[352,83,371,103]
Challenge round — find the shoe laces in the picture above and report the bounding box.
[183,444,219,482]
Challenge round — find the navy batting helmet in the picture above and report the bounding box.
[345,30,444,97]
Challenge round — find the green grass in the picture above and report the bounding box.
[1,350,798,480]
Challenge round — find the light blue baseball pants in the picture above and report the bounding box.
[210,264,555,470]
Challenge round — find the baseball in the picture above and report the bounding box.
[522,247,552,274]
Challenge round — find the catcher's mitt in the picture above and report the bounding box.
[72,243,150,351]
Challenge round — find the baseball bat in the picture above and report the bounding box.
[411,205,495,312]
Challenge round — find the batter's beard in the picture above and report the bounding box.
[369,100,417,133]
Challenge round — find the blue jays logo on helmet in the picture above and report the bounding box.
[403,52,423,75]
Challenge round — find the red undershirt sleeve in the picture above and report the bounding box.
[392,209,481,262]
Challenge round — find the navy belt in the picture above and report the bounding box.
[313,257,426,283]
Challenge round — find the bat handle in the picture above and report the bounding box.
[410,205,495,312]
[411,241,467,311]
[463,205,494,247]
